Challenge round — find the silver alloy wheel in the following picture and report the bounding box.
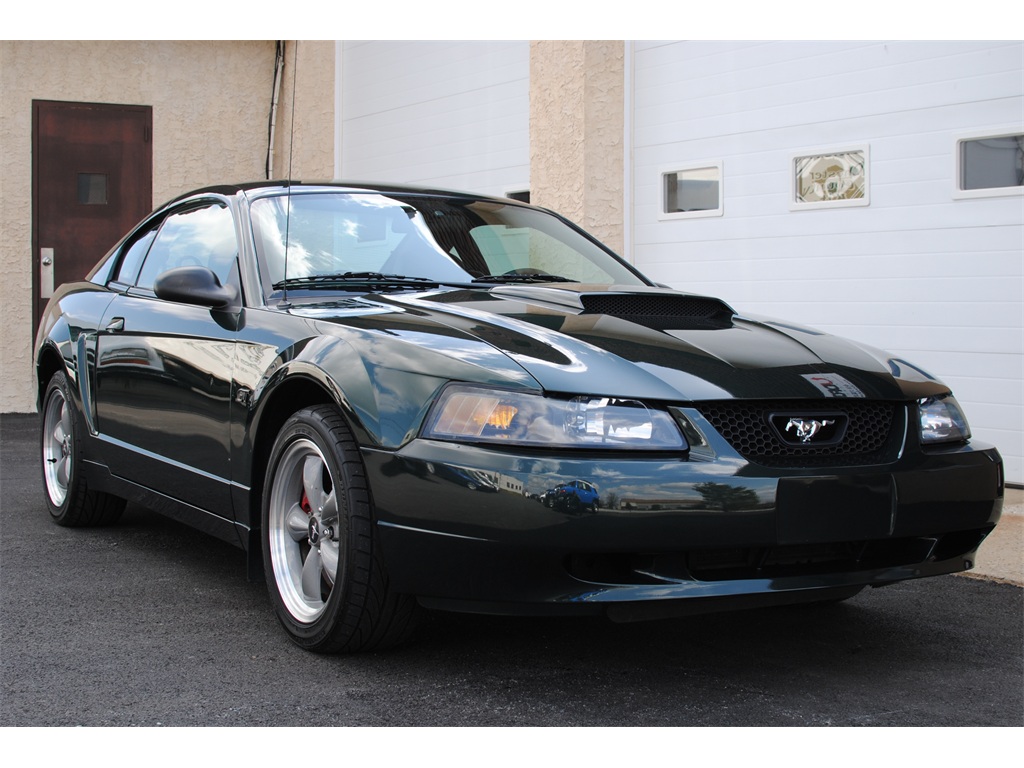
[267,438,342,624]
[42,386,73,507]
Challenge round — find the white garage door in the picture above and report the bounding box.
[339,41,529,198]
[630,41,1023,482]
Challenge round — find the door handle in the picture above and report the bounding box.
[40,247,55,299]
[105,317,125,332]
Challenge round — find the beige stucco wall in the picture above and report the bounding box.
[271,40,336,181]
[0,40,335,413]
[1,38,633,414]
[529,40,625,255]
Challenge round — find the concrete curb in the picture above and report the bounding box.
[959,487,1023,586]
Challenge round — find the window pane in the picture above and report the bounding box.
[115,228,157,285]
[137,203,237,290]
[78,173,108,205]
[664,168,720,213]
[794,151,866,203]
[961,135,1024,191]
[250,192,644,290]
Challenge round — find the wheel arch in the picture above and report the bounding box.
[35,341,70,411]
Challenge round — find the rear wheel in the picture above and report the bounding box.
[262,405,420,653]
[40,371,125,527]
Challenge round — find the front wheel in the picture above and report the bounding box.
[262,405,420,653]
[40,371,125,527]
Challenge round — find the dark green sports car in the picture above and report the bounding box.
[35,182,1004,652]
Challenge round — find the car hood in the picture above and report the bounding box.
[340,284,948,402]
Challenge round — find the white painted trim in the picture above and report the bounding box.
[952,127,1024,200]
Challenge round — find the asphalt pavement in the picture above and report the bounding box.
[1,412,1021,728]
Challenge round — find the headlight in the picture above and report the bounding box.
[423,385,687,450]
[919,395,971,445]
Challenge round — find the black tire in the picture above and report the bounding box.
[40,371,125,527]
[261,405,420,653]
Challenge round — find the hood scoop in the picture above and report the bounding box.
[489,285,736,330]
[580,292,736,330]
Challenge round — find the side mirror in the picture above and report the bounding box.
[153,266,240,312]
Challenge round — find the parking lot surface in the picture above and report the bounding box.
[2,413,1021,727]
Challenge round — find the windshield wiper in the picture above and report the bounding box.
[471,273,576,284]
[273,272,444,290]
[273,271,576,292]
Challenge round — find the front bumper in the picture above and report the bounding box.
[363,431,1003,618]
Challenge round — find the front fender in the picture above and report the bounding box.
[248,322,541,451]
[249,336,381,447]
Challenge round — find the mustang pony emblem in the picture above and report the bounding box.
[785,418,836,443]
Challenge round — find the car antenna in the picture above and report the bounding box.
[281,40,299,310]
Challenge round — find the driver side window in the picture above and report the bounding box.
[136,202,238,291]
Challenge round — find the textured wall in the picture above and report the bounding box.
[0,40,334,412]
[529,41,624,254]
[272,40,336,181]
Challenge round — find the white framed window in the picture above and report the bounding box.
[954,129,1024,199]
[790,146,869,210]
[659,163,723,220]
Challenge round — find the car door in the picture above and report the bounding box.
[93,198,240,521]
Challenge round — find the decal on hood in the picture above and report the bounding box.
[801,373,866,398]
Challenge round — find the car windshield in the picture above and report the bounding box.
[249,191,648,294]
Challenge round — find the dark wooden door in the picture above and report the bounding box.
[32,100,153,329]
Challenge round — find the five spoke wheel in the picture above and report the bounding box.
[262,405,420,653]
[267,438,342,623]
[42,384,73,507]
[39,371,124,526]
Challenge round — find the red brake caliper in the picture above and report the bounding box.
[300,492,312,515]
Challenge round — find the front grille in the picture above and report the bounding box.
[695,399,901,467]
[565,528,991,585]
[580,294,734,329]
[685,528,989,580]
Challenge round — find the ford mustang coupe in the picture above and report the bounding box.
[36,182,1004,653]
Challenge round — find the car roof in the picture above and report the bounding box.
[163,180,523,209]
